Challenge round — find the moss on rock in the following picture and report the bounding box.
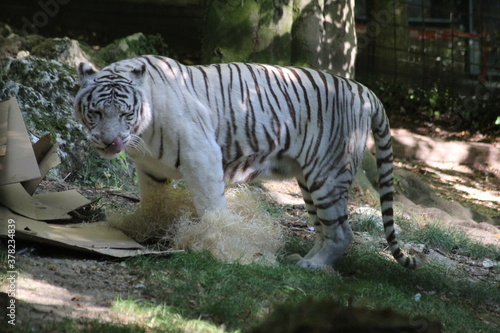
[97,32,168,64]
[202,0,293,65]
[31,37,99,69]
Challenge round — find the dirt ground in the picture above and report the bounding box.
[1,133,500,330]
[9,255,145,329]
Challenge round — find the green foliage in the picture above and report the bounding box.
[280,235,312,258]
[110,152,138,185]
[0,249,8,280]
[373,80,451,119]
[371,80,500,134]
[71,150,136,190]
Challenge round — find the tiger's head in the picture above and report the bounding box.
[74,62,152,159]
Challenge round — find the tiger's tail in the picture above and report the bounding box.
[371,100,426,269]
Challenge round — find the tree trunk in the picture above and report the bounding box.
[291,0,357,77]
[202,0,294,65]
[202,0,357,79]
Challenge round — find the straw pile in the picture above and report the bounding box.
[109,184,284,264]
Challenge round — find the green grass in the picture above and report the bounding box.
[111,299,225,332]
[125,251,342,330]
[73,151,137,191]
[122,245,499,332]
[393,213,500,260]
[350,212,384,237]
[411,221,500,260]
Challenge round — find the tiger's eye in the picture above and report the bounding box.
[89,110,102,118]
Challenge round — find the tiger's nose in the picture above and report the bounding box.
[103,136,124,154]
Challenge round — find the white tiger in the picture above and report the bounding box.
[74,55,425,269]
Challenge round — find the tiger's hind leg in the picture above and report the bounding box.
[297,174,354,269]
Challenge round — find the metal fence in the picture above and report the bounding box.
[354,0,500,96]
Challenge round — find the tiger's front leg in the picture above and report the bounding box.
[177,142,226,217]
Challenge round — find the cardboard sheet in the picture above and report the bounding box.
[0,98,41,185]
[22,134,60,195]
[0,98,91,220]
[0,207,174,257]
[0,182,91,220]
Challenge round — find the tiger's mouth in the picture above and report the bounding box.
[104,136,124,154]
[95,136,126,159]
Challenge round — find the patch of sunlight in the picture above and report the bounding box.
[5,275,117,323]
[453,184,500,203]
[112,298,231,333]
[419,163,500,207]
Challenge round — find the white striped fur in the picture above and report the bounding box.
[74,55,425,269]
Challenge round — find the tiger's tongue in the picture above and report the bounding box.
[105,136,123,154]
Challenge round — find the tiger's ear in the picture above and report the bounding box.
[130,63,146,84]
[78,63,97,86]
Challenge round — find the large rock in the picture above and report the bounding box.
[391,129,500,174]
[30,37,100,69]
[0,22,97,68]
[0,23,44,59]
[394,169,491,224]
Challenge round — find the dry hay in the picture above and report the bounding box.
[108,183,284,264]
[107,183,195,244]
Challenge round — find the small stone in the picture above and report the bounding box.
[482,259,494,268]
[17,50,30,58]
[404,243,425,253]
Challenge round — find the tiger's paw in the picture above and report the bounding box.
[296,258,326,269]
[285,254,328,269]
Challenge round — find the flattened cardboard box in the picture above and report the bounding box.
[0,97,169,257]
[0,206,166,257]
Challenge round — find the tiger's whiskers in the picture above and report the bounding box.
[127,134,151,156]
